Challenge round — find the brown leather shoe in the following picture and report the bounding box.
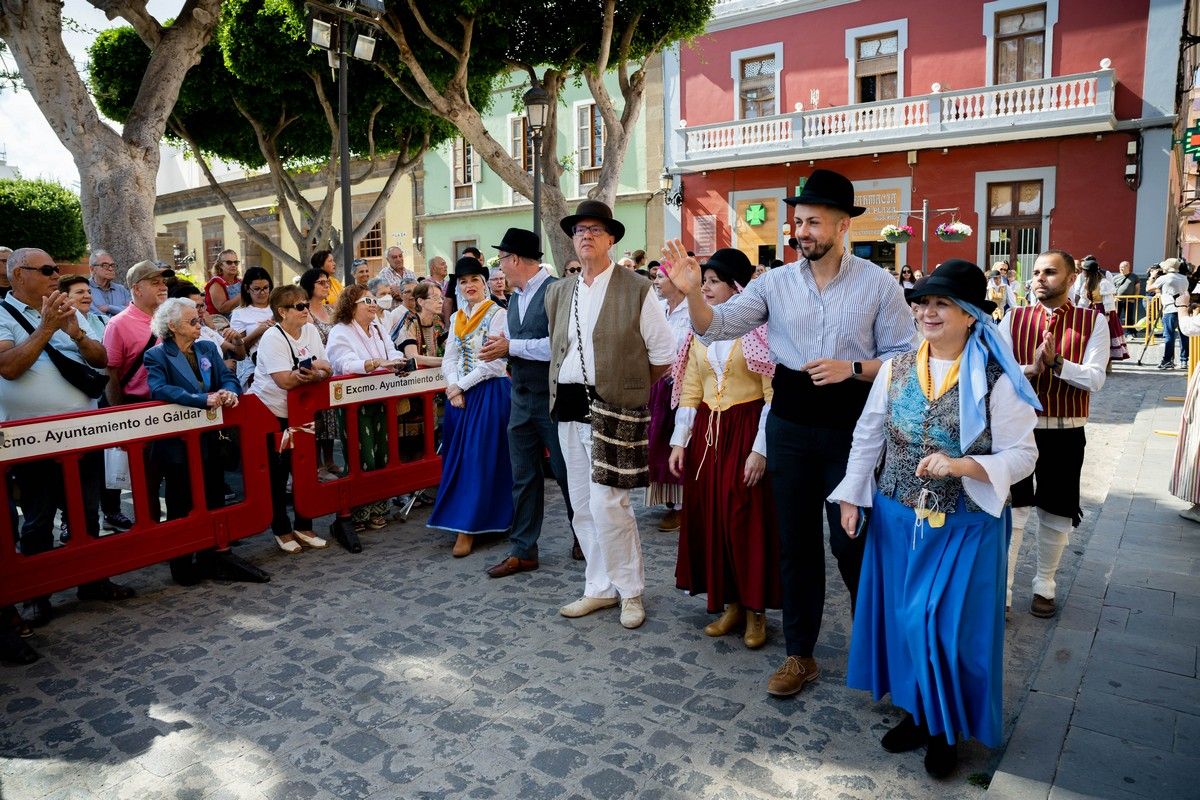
[767,656,819,697]
[703,603,744,637]
[743,611,767,649]
[486,556,538,578]
[1030,594,1056,618]
[571,537,585,561]
[452,533,473,558]
[657,509,681,531]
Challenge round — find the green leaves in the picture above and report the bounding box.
[0,179,88,262]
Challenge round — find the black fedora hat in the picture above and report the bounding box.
[783,169,866,217]
[493,227,542,260]
[907,259,995,315]
[452,256,490,283]
[560,199,626,243]
[701,248,754,289]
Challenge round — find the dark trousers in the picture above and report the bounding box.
[12,452,103,556]
[507,411,574,559]
[1163,312,1190,364]
[268,417,312,536]
[766,415,865,658]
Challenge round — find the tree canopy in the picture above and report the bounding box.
[0,179,88,262]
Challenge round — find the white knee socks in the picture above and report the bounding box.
[1006,507,1071,604]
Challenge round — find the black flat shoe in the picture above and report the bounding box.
[924,733,958,779]
[0,628,39,666]
[881,713,928,753]
[22,597,53,628]
[77,579,136,602]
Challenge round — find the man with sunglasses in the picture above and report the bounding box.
[87,250,131,317]
[0,248,135,646]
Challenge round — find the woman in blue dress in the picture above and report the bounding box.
[428,257,514,556]
[829,260,1040,777]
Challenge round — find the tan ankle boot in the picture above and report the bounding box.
[743,611,767,649]
[703,603,744,637]
[452,533,473,558]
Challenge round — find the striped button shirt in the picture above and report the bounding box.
[699,253,917,367]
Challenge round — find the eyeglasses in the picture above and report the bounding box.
[183,318,202,327]
[95,262,116,269]
[355,296,378,306]
[286,302,310,312]
[195,302,206,312]
[315,279,330,287]
[565,267,581,274]
[222,259,240,266]
[572,225,607,237]
[249,285,271,292]
[19,265,61,277]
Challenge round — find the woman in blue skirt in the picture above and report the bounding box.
[428,257,514,556]
[829,260,1040,777]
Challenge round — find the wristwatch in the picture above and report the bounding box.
[1053,354,1064,372]
[851,361,863,376]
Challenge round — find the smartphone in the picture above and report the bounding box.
[394,357,417,374]
[854,507,869,538]
[298,356,314,370]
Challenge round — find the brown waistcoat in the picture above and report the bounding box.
[547,264,653,410]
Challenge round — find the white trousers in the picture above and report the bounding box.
[558,420,645,599]
[1006,506,1072,604]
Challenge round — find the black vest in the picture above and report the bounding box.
[508,276,555,424]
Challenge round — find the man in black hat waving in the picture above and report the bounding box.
[479,228,578,577]
[664,168,917,697]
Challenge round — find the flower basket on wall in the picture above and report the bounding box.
[936,221,973,242]
[881,224,913,244]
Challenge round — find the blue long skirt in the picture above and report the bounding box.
[847,492,1009,747]
[428,377,514,535]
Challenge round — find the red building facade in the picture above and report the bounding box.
[662,0,1184,276]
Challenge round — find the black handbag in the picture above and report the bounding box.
[1,301,108,399]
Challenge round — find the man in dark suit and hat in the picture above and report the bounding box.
[664,169,917,697]
[480,228,579,577]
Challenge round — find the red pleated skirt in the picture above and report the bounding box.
[675,400,781,612]
[647,374,681,487]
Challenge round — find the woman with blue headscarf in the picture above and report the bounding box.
[829,260,1040,778]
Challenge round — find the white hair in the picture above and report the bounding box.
[89,250,111,268]
[7,247,45,281]
[151,297,194,339]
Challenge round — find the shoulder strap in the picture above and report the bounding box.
[120,331,158,388]
[274,324,300,369]
[0,300,105,392]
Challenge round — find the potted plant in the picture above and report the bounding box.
[881,224,913,244]
[936,221,973,242]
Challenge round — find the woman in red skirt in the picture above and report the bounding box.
[668,248,780,649]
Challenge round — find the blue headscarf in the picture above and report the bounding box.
[952,299,1042,451]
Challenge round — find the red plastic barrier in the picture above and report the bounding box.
[286,368,445,521]
[0,397,277,606]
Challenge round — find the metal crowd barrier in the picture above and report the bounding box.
[0,398,277,607]
[285,368,446,551]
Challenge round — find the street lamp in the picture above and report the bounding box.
[659,170,684,207]
[306,1,382,285]
[523,83,550,238]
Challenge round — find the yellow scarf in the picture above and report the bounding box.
[454,299,495,339]
[916,340,962,402]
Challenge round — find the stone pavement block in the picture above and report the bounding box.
[1053,726,1200,800]
[1103,584,1176,616]
[1124,609,1200,643]
[1173,710,1200,757]
[986,691,1074,800]
[1031,628,1094,699]
[1055,594,1102,633]
[1081,657,1200,712]
[1093,628,1197,677]
[1173,592,1200,620]
[1110,562,1200,593]
[1070,688,1176,750]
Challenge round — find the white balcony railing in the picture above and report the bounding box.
[678,68,1116,167]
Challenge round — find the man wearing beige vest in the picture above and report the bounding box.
[547,200,676,629]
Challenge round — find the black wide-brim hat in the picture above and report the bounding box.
[452,256,490,283]
[559,199,626,243]
[701,248,754,288]
[907,259,995,315]
[493,227,543,260]
[783,168,866,217]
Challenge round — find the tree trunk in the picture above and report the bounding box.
[76,141,160,276]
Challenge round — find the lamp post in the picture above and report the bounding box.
[523,83,550,239]
[898,198,959,273]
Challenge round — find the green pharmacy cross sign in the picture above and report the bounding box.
[744,203,767,226]
[1184,126,1200,154]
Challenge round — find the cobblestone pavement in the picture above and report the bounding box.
[0,358,1169,800]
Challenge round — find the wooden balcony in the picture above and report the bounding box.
[676,67,1117,171]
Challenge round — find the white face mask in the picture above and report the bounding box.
[375,294,394,309]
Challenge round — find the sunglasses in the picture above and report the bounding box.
[286,302,310,312]
[566,267,581,274]
[355,296,378,306]
[222,259,241,266]
[20,265,61,277]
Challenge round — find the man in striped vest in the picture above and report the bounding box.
[999,249,1108,618]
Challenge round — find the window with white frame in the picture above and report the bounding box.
[451,138,479,210]
[738,54,777,119]
[855,33,898,102]
[995,5,1046,84]
[577,103,605,187]
[509,116,533,174]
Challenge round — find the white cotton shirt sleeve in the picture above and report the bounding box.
[640,292,680,366]
[1056,313,1108,393]
[669,406,697,449]
[960,373,1038,516]
[827,359,892,508]
[441,324,462,387]
[752,403,770,457]
[1180,312,1200,337]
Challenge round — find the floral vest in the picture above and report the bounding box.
[452,301,501,378]
[877,350,1002,515]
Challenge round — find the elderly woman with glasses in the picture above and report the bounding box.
[326,284,405,535]
[249,285,333,554]
[428,257,513,557]
[145,297,243,584]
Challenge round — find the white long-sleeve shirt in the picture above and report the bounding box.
[828,357,1037,518]
[442,303,508,392]
[1071,274,1117,314]
[508,268,552,363]
[326,320,403,375]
